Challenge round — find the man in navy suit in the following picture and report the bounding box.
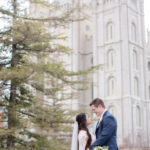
[90,98,118,150]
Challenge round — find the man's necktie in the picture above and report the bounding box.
[96,116,102,128]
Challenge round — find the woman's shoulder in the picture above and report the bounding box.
[78,130,88,139]
[79,130,87,135]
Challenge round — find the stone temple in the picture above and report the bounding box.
[70,0,150,149]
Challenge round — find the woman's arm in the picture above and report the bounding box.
[78,131,88,150]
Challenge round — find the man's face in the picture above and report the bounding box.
[91,104,103,117]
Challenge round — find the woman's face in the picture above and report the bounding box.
[86,115,91,126]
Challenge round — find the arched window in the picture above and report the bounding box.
[109,105,115,116]
[108,50,115,69]
[134,77,139,96]
[148,62,150,71]
[136,106,141,127]
[108,77,115,96]
[131,23,136,41]
[136,135,142,147]
[104,0,113,4]
[106,22,114,41]
[149,86,150,100]
[133,50,138,70]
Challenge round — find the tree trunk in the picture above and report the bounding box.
[7,0,17,148]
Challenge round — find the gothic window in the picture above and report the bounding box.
[136,106,141,127]
[133,50,138,70]
[108,77,115,96]
[91,56,93,65]
[148,62,150,71]
[104,0,113,4]
[136,135,142,147]
[134,77,139,96]
[85,25,90,31]
[91,82,94,99]
[131,23,136,41]
[108,50,115,69]
[131,0,137,4]
[106,22,114,41]
[109,105,115,116]
[84,23,92,38]
[149,86,150,100]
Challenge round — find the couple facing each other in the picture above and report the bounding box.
[71,98,118,150]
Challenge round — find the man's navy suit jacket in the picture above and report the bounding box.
[90,110,118,150]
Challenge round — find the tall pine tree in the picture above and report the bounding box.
[0,0,97,149]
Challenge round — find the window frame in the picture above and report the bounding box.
[108,77,115,96]
[134,77,139,97]
[106,22,114,42]
[131,23,136,42]
[107,50,115,70]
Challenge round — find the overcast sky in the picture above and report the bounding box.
[144,0,150,31]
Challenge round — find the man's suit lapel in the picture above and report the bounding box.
[95,119,102,135]
[95,110,108,134]
[95,122,100,134]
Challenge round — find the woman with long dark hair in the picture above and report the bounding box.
[71,113,95,150]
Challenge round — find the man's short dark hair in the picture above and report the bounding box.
[90,98,105,108]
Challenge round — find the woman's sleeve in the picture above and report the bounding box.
[78,131,88,150]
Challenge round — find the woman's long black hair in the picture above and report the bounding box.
[76,113,92,150]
